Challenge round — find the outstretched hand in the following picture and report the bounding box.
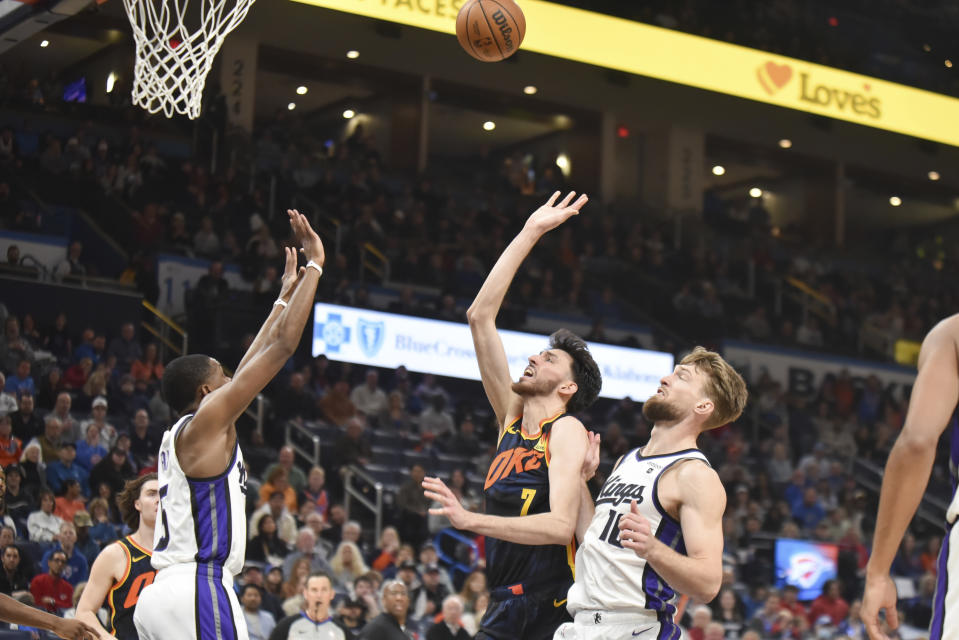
[524,191,589,235]
[287,209,325,266]
[51,618,98,640]
[423,476,472,530]
[278,246,306,302]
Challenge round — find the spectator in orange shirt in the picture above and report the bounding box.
[130,342,164,384]
[54,479,86,523]
[258,466,297,514]
[0,415,22,468]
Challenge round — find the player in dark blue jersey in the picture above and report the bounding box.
[76,474,159,640]
[424,191,602,640]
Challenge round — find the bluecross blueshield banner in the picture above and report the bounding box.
[312,303,674,401]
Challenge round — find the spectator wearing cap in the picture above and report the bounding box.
[10,393,43,442]
[72,511,98,565]
[240,582,276,640]
[4,464,33,527]
[426,595,470,640]
[75,422,107,474]
[0,413,22,467]
[0,544,32,595]
[29,549,72,612]
[53,479,85,522]
[39,522,88,586]
[80,396,117,451]
[46,442,89,496]
[412,563,449,621]
[417,543,453,593]
[334,596,367,639]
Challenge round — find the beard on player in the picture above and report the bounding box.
[641,392,685,424]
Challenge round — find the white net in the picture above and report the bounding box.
[123,0,256,119]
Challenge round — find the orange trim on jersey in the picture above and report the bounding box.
[125,535,153,557]
[497,416,522,447]
[566,537,577,579]
[107,541,133,634]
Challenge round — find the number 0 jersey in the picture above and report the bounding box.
[152,414,248,576]
[567,448,709,624]
[483,413,575,590]
[108,535,155,640]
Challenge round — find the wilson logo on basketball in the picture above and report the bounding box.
[491,9,515,51]
[484,447,544,490]
[757,60,882,119]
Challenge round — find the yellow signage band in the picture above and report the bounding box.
[290,0,959,148]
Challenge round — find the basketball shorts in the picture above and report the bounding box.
[133,563,248,640]
[930,518,959,638]
[554,611,680,640]
[475,577,572,640]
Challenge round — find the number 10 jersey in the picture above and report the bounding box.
[567,448,709,621]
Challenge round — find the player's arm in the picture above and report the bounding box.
[180,212,324,454]
[75,543,123,640]
[466,191,588,428]
[861,319,959,640]
[235,246,307,375]
[424,417,588,545]
[620,461,725,604]
[0,592,97,639]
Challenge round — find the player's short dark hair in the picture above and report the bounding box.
[162,354,216,414]
[118,473,157,531]
[549,329,601,414]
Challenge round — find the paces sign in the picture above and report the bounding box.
[757,61,882,121]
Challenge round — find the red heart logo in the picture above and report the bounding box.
[757,61,793,95]
[765,62,792,88]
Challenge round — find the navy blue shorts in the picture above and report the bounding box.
[475,578,573,640]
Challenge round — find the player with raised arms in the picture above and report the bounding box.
[133,210,325,640]
[556,347,747,640]
[76,474,158,640]
[861,314,959,640]
[424,191,602,640]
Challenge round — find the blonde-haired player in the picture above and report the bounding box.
[557,347,748,640]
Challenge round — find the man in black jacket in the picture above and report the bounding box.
[425,596,471,640]
[359,581,413,640]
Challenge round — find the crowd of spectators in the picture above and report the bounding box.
[0,295,946,638]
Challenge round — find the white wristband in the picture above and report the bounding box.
[273,299,288,308]
[306,260,323,276]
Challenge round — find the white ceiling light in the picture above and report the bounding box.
[346,50,360,59]
[749,187,763,198]
[711,165,725,176]
[287,102,296,111]
[523,85,537,95]
[343,109,356,119]
[556,153,571,177]
[296,86,308,95]
[483,121,496,131]
[928,171,941,181]
[106,72,117,94]
[40,40,49,48]
[889,196,902,206]
[779,138,793,149]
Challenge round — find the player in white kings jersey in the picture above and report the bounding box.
[134,210,326,640]
[556,347,748,640]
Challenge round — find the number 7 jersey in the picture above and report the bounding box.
[567,448,709,621]
[152,414,249,577]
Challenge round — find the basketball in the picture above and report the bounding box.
[455,0,526,62]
